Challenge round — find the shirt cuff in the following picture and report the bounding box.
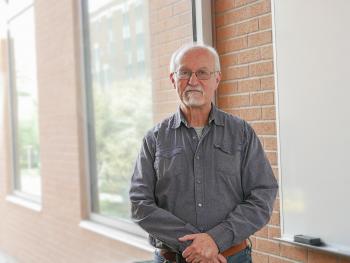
[206,224,234,252]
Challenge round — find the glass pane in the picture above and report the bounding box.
[9,6,41,196]
[87,0,152,219]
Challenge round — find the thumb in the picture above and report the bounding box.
[178,234,196,242]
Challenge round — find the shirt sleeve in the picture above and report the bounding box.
[129,130,200,252]
[207,120,278,252]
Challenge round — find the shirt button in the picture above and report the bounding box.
[196,156,200,160]
[192,136,197,140]
[196,180,201,184]
[198,203,202,207]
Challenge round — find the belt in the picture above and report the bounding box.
[222,240,248,257]
[159,240,247,262]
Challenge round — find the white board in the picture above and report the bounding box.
[273,0,350,254]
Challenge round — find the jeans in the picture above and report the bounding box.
[227,246,252,263]
[154,246,252,263]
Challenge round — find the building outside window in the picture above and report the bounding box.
[6,1,41,200]
[82,0,152,235]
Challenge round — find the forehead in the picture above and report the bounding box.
[177,48,215,69]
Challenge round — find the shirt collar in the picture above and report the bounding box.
[172,104,224,129]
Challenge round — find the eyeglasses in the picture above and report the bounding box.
[174,69,219,80]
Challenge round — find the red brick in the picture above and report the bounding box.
[218,96,230,109]
[248,0,271,17]
[235,0,258,8]
[264,136,277,150]
[252,121,276,136]
[340,257,350,263]
[220,53,238,67]
[273,198,280,211]
[268,211,280,226]
[215,14,225,27]
[157,6,172,21]
[252,251,269,263]
[260,76,275,90]
[249,61,274,76]
[216,36,248,53]
[269,256,295,263]
[217,19,258,40]
[259,14,272,30]
[218,82,238,95]
[268,226,281,239]
[230,0,271,23]
[229,94,250,107]
[261,45,274,59]
[219,1,270,27]
[308,250,338,263]
[222,65,249,80]
[255,226,268,238]
[237,78,260,92]
[280,243,307,262]
[256,238,280,255]
[172,0,191,16]
[248,30,272,47]
[230,107,262,121]
[250,91,274,106]
[218,94,250,109]
[262,106,276,120]
[250,236,257,248]
[237,48,261,64]
[215,0,235,13]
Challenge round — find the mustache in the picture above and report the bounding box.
[184,86,203,93]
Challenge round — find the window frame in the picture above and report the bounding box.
[6,1,41,203]
[80,0,214,239]
[80,0,148,238]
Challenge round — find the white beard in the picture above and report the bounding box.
[182,86,205,107]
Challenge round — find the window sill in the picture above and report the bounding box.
[79,220,153,253]
[6,194,42,212]
[274,236,350,257]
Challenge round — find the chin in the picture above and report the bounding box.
[183,99,205,108]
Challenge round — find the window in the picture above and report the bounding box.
[82,0,152,235]
[7,2,41,200]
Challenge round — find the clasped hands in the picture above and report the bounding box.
[179,233,227,263]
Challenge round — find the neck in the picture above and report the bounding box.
[180,103,212,127]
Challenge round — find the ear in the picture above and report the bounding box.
[214,71,222,90]
[170,72,176,89]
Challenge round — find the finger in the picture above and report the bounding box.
[191,258,201,263]
[182,246,195,258]
[218,254,227,263]
[184,252,198,262]
[179,234,197,241]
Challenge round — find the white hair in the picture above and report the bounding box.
[169,42,221,73]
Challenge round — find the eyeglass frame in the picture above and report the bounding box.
[173,69,220,80]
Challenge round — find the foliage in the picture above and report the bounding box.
[93,79,152,218]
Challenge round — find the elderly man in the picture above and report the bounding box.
[129,43,278,263]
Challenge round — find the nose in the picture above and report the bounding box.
[188,72,199,86]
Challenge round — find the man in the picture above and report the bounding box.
[129,43,278,263]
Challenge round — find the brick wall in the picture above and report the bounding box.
[1,0,350,262]
[214,1,350,263]
[149,0,193,123]
[0,0,193,262]
[0,1,154,262]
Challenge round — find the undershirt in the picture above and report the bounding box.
[193,126,204,138]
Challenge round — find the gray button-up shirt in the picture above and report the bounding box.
[129,105,278,253]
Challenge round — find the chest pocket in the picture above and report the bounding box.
[214,143,241,176]
[154,146,184,178]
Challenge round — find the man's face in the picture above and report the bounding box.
[170,48,221,109]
